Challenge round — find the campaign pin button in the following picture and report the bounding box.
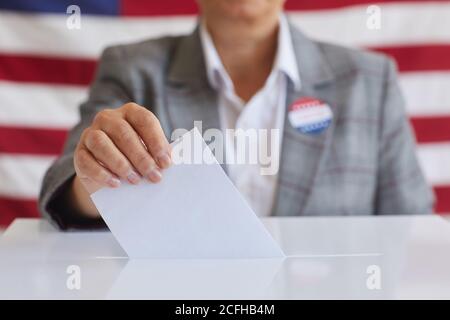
[288,97,333,134]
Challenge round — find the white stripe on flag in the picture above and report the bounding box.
[290,2,450,47]
[2,72,450,128]
[0,155,55,198]
[0,2,449,58]
[399,72,450,117]
[417,143,450,186]
[0,81,84,127]
[0,12,196,58]
[1,144,450,199]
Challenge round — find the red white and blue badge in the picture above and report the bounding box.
[288,97,333,134]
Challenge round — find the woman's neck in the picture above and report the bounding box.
[205,14,280,102]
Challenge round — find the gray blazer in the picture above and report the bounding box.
[39,22,434,229]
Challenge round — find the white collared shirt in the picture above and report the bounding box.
[200,15,301,216]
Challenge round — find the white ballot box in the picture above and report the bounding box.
[1,215,450,299]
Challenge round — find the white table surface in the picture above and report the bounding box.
[1,216,450,299]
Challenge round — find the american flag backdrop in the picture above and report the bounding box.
[0,0,449,228]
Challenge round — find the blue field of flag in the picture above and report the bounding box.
[0,0,119,16]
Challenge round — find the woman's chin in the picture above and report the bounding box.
[219,0,278,20]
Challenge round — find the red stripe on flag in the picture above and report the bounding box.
[0,53,96,86]
[0,197,39,227]
[1,46,449,86]
[370,45,450,72]
[434,185,450,214]
[286,0,450,11]
[121,0,198,16]
[411,116,450,144]
[120,0,450,16]
[0,126,68,156]
[0,118,449,157]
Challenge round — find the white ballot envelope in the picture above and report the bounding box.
[91,128,285,259]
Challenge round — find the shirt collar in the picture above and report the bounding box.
[199,14,301,92]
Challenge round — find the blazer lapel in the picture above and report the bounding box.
[164,27,221,137]
[163,27,226,170]
[272,23,340,216]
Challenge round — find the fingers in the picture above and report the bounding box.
[123,103,171,169]
[82,128,143,184]
[100,118,162,183]
[74,146,121,188]
[75,103,170,191]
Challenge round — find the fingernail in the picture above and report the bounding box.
[147,168,162,183]
[157,152,171,169]
[127,171,141,184]
[107,177,121,188]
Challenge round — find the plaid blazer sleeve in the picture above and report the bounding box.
[374,59,434,214]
